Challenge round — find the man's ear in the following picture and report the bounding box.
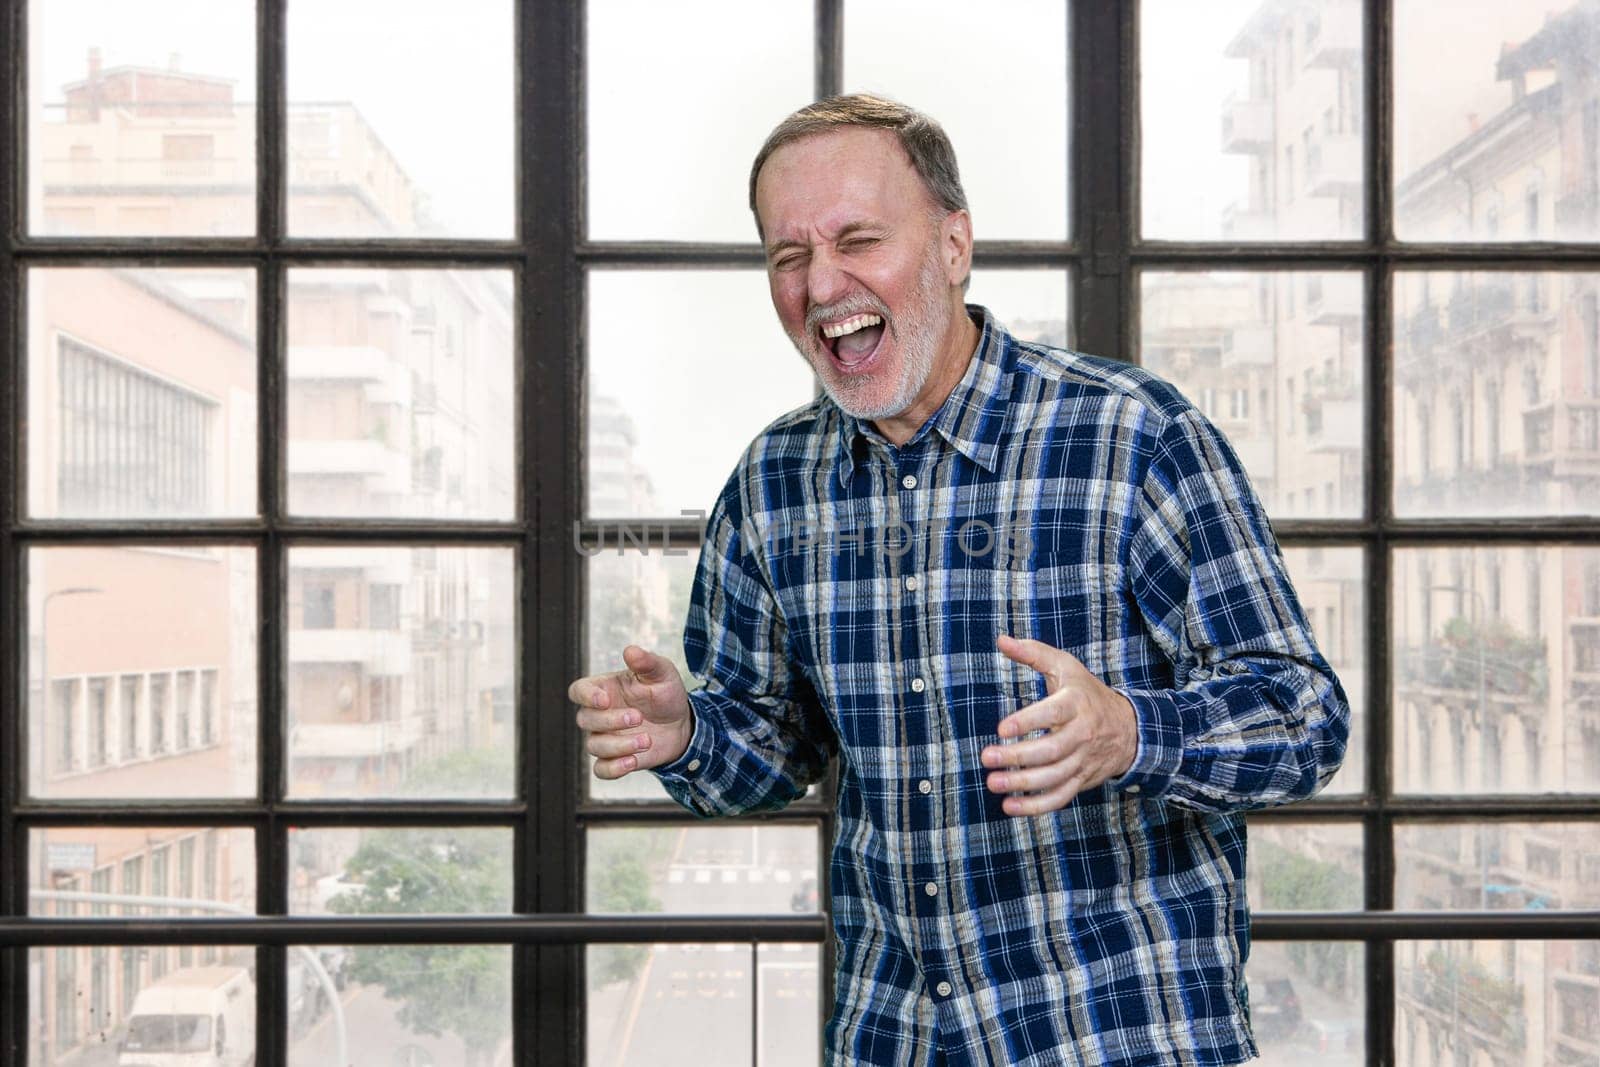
[941,209,974,288]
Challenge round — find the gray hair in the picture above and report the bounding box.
[747,93,969,230]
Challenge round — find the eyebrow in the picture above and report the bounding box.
[765,221,887,258]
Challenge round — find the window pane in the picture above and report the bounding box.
[1140,271,1365,519]
[1396,941,1591,1065]
[1395,2,1599,242]
[845,0,1069,240]
[586,825,820,915]
[27,0,255,237]
[586,943,820,1067]
[1282,546,1366,795]
[287,0,512,238]
[586,0,811,241]
[27,546,257,799]
[969,270,1073,349]
[285,268,515,520]
[1396,822,1600,911]
[30,946,256,1067]
[289,826,513,915]
[1394,271,1600,517]
[286,546,516,799]
[1249,942,1364,1066]
[587,271,814,518]
[1246,821,1363,911]
[29,828,254,917]
[1393,546,1600,794]
[287,945,511,1067]
[1142,0,1364,241]
[585,548,700,802]
[27,268,258,519]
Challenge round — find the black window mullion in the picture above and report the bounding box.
[1,0,21,1054]
[815,0,842,101]
[1073,0,1131,363]
[1365,2,1395,1061]
[256,0,288,1063]
[523,0,582,1063]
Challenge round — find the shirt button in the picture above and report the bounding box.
[902,474,918,489]
[917,779,932,795]
[904,575,919,592]
[923,882,938,898]
[686,759,701,772]
[1126,783,1140,794]
[935,981,953,998]
[910,677,926,694]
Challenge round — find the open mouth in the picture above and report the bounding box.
[819,312,887,373]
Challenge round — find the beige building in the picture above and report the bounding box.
[27,48,514,1063]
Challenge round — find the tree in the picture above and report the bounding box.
[329,754,514,1067]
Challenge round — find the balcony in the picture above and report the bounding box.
[1220,201,1276,241]
[1573,620,1600,721]
[290,718,425,760]
[1308,277,1362,325]
[288,439,411,492]
[1304,4,1361,69]
[1304,397,1361,453]
[1554,970,1600,1056]
[288,345,411,404]
[1219,324,1273,369]
[289,627,412,674]
[1556,191,1597,236]
[1523,398,1600,478]
[1307,133,1362,198]
[1220,94,1272,153]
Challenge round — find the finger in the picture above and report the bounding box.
[982,726,1073,771]
[993,689,1082,740]
[592,754,640,780]
[567,677,613,709]
[1002,774,1086,817]
[586,731,652,759]
[623,645,676,684]
[986,755,1078,795]
[996,635,1087,686]
[575,707,642,734]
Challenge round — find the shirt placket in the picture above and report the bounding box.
[886,445,963,1018]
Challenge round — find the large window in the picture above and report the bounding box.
[2,3,1597,1066]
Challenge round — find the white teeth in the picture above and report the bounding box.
[821,313,883,339]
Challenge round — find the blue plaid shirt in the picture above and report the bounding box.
[654,306,1349,1066]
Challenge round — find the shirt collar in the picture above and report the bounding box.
[834,304,1013,487]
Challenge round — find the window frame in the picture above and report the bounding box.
[0,3,1597,1066]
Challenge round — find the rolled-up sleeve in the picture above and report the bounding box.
[1110,409,1350,811]
[652,478,833,817]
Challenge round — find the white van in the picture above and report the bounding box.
[117,965,256,1067]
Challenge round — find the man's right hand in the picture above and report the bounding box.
[569,645,693,780]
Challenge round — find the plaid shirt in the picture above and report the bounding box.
[654,306,1349,1066]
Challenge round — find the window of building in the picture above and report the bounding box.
[56,337,215,517]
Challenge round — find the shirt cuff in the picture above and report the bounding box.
[651,689,718,783]
[1107,687,1185,797]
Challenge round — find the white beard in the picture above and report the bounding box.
[788,247,948,421]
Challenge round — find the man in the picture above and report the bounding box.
[570,94,1349,1066]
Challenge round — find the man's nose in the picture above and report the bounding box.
[806,249,849,308]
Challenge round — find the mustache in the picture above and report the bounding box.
[804,293,893,338]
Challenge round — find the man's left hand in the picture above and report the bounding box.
[982,634,1140,816]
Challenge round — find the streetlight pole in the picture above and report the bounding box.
[39,586,105,780]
